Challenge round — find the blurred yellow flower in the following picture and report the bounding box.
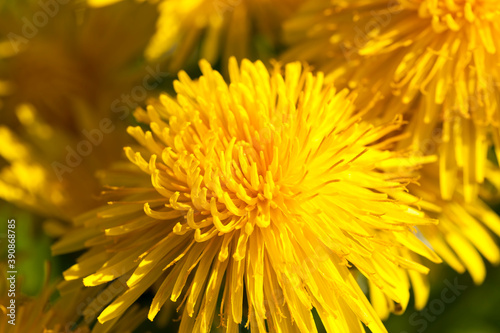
[0,1,158,222]
[54,58,441,332]
[283,0,500,203]
[88,0,303,73]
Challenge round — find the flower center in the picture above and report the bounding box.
[186,113,287,234]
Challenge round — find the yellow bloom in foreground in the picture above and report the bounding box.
[54,58,440,332]
[88,0,303,72]
[283,0,500,202]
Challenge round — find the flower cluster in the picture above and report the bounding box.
[1,0,499,332]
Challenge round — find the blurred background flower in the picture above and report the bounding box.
[88,0,304,74]
[282,0,500,200]
[0,0,158,223]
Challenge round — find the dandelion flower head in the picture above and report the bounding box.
[88,0,303,72]
[283,0,500,202]
[54,58,441,333]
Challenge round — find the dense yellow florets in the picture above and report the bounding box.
[283,0,500,202]
[54,58,441,333]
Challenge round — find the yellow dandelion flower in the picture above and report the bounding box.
[88,0,303,73]
[54,58,441,332]
[282,0,500,202]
